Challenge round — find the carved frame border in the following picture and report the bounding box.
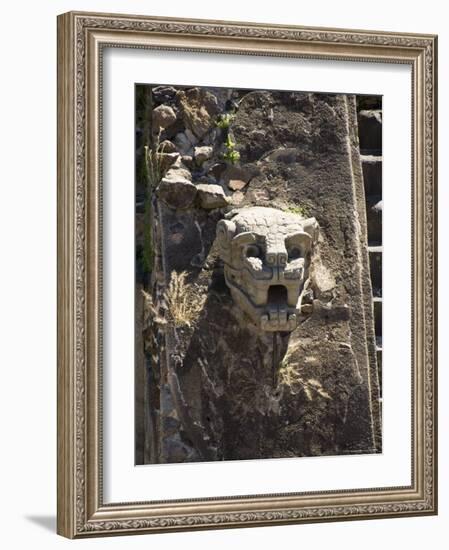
[57,11,437,538]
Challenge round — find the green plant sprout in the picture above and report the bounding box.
[284,204,309,217]
[215,112,235,129]
[222,133,240,164]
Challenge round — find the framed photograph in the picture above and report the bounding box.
[57,11,437,538]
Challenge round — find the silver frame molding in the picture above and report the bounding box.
[57,11,438,538]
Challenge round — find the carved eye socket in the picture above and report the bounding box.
[287,246,302,261]
[246,245,262,258]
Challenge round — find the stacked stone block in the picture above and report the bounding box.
[357,98,382,394]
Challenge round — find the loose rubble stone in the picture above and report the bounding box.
[159,152,180,172]
[152,105,177,130]
[261,147,300,164]
[181,155,194,169]
[245,188,270,204]
[196,184,228,209]
[194,145,213,164]
[220,164,256,187]
[158,140,177,154]
[159,207,203,272]
[196,175,218,185]
[249,129,266,141]
[167,167,192,181]
[202,127,219,146]
[185,128,198,146]
[156,168,197,210]
[227,179,247,191]
[208,162,227,180]
[174,131,198,155]
[229,190,245,205]
[170,155,185,169]
[152,85,177,104]
[177,87,219,138]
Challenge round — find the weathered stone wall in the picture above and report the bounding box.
[135,85,381,464]
[357,96,382,397]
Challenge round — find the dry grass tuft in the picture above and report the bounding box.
[164,271,206,327]
[278,341,330,400]
[144,130,169,191]
[141,289,166,327]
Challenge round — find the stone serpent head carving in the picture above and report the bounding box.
[216,206,319,332]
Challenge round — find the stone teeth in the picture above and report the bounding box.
[260,310,298,331]
[278,308,287,326]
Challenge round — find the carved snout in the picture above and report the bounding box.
[266,250,288,266]
[215,207,319,333]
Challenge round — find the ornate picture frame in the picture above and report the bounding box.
[57,11,437,538]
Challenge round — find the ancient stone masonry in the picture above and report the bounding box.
[357,97,383,398]
[216,207,318,332]
[135,85,382,464]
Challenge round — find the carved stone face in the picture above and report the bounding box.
[216,207,319,332]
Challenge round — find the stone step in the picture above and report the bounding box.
[358,110,382,154]
[361,155,382,197]
[366,195,382,246]
[368,246,382,297]
[373,297,382,338]
[376,335,382,397]
[376,345,382,397]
